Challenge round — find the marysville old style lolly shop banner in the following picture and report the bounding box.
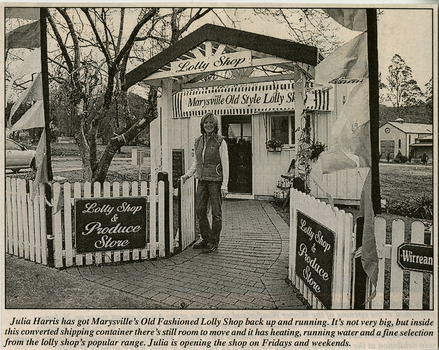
[75,197,148,253]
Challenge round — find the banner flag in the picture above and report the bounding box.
[312,26,378,293]
[359,169,379,289]
[9,73,43,122]
[315,31,368,85]
[31,130,49,200]
[319,80,371,173]
[6,8,40,20]
[324,9,367,32]
[6,20,41,49]
[10,100,45,132]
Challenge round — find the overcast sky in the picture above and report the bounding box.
[378,8,433,88]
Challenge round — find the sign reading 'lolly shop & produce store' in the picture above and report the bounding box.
[75,197,147,254]
[295,211,335,309]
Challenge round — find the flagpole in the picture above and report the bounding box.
[40,8,54,266]
[366,9,381,214]
[40,8,53,181]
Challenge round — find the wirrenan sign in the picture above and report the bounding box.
[295,211,335,309]
[75,197,148,253]
[397,243,433,273]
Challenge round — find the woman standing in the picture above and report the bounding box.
[181,112,229,253]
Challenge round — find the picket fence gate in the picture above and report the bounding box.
[289,188,355,309]
[5,176,183,269]
[367,218,434,310]
[289,187,434,310]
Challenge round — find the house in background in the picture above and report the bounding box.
[379,118,432,160]
[409,135,433,163]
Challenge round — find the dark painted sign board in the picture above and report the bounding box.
[295,211,335,309]
[75,197,147,254]
[397,243,433,273]
[172,149,185,189]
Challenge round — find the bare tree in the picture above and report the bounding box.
[46,7,212,182]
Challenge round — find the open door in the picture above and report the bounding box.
[221,116,252,194]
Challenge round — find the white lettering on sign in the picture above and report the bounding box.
[95,235,130,249]
[401,250,433,265]
[81,222,142,236]
[298,243,330,281]
[82,202,114,216]
[299,218,331,252]
[171,51,251,76]
[117,202,143,215]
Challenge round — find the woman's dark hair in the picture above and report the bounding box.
[199,112,219,134]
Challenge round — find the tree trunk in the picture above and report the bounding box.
[91,115,155,183]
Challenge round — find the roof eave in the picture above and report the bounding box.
[124,24,319,90]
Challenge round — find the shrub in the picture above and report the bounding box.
[386,193,433,219]
[394,153,408,163]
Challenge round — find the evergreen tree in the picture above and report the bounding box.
[386,54,424,118]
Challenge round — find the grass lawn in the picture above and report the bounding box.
[51,142,150,158]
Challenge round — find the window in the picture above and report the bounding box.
[270,113,295,146]
[398,139,401,148]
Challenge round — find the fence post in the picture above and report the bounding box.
[177,178,182,252]
[45,183,55,267]
[158,172,170,257]
[353,217,367,309]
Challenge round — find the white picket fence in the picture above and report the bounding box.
[5,177,172,268]
[178,179,197,251]
[289,188,355,309]
[367,218,434,310]
[5,178,48,265]
[52,180,167,268]
[289,187,434,310]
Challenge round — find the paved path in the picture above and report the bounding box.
[65,200,307,310]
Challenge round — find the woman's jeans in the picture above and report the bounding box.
[196,180,223,247]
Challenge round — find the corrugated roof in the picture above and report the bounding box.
[387,122,432,134]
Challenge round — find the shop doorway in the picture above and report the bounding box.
[222,116,252,194]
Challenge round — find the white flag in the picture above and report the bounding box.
[319,80,371,174]
[315,32,368,85]
[10,73,43,122]
[10,100,45,132]
[31,130,49,200]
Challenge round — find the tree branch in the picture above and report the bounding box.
[81,8,112,66]
[114,8,158,65]
[47,11,74,72]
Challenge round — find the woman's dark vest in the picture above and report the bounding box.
[194,134,223,182]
